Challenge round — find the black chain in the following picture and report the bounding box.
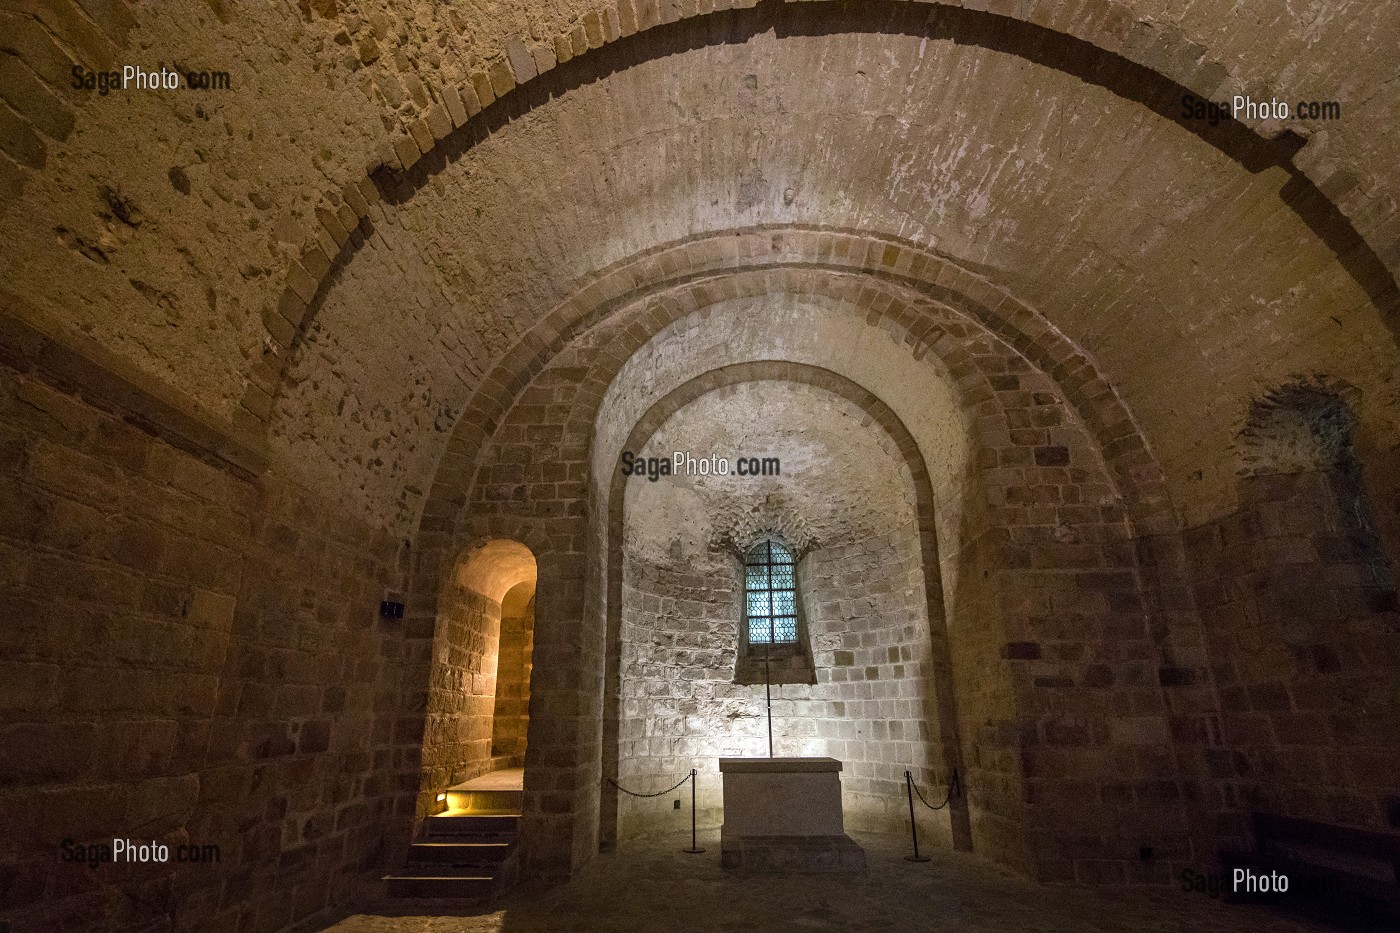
[607,772,692,798]
[910,768,961,811]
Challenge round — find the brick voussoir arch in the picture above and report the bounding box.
[610,363,934,509]
[247,0,1398,433]
[416,228,1176,547]
[598,359,971,850]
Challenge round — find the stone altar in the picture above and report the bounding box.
[718,757,866,872]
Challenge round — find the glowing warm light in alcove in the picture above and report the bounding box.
[457,539,538,603]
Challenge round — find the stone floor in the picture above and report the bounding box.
[451,769,524,793]
[322,831,1367,933]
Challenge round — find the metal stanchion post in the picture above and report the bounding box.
[684,769,705,854]
[905,770,930,862]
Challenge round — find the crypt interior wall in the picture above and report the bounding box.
[615,382,948,841]
[1,1,1398,930]
[491,583,535,765]
[420,539,537,815]
[1183,386,1400,846]
[0,360,414,933]
[575,284,1205,883]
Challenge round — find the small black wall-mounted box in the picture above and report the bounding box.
[379,600,405,619]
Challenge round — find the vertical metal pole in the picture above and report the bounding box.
[764,628,774,758]
[905,770,930,862]
[684,768,705,854]
[763,549,775,758]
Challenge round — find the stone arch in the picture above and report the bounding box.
[453,538,538,603]
[418,535,538,823]
[419,229,1173,542]
[404,504,599,877]
[599,360,973,854]
[1234,378,1396,603]
[1237,378,1364,478]
[247,0,1399,433]
[390,223,1214,880]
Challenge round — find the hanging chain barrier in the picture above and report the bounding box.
[903,768,961,862]
[606,773,691,799]
[607,769,705,854]
[910,768,961,811]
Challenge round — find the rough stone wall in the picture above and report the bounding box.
[944,359,1196,885]
[491,586,534,764]
[0,3,1393,921]
[407,523,594,880]
[198,479,407,933]
[3,2,1395,455]
[421,584,501,805]
[436,348,600,878]
[1185,467,1400,848]
[617,551,738,833]
[617,524,943,841]
[0,362,408,932]
[456,255,1196,882]
[944,501,1029,873]
[803,529,948,837]
[613,381,945,839]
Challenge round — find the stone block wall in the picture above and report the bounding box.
[802,528,947,837]
[617,551,738,833]
[0,362,410,932]
[0,364,246,932]
[196,480,408,933]
[617,518,945,840]
[420,584,501,805]
[491,587,535,763]
[411,523,597,881]
[944,524,1029,874]
[1185,467,1400,848]
[942,364,1195,885]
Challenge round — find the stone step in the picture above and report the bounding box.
[423,811,520,837]
[383,870,497,899]
[407,840,515,866]
[446,788,524,812]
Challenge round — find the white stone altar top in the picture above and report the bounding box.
[719,757,842,773]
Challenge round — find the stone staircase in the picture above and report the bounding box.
[384,769,522,900]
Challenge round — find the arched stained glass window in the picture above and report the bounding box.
[744,540,797,643]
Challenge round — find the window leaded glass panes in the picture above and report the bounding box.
[744,540,797,643]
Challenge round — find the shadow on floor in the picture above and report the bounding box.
[321,830,1377,933]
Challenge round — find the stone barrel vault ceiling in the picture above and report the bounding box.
[621,381,920,562]
[2,2,1400,928]
[0,0,1396,541]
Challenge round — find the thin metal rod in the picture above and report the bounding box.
[764,620,774,758]
[905,770,930,862]
[684,768,705,853]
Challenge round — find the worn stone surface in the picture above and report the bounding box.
[1186,466,1400,847]
[0,4,1394,539]
[0,3,1397,932]
[319,830,1341,933]
[420,542,537,819]
[616,382,943,838]
[490,585,534,763]
[0,363,413,933]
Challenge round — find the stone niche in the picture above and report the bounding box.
[719,757,866,872]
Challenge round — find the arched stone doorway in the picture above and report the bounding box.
[420,538,538,815]
[386,539,540,897]
[600,362,972,857]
